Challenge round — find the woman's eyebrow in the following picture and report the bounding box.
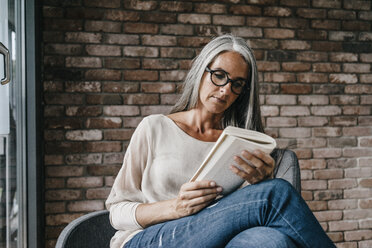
[212,67,247,80]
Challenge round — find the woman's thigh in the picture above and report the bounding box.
[226,227,297,248]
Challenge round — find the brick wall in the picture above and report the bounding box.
[42,0,372,247]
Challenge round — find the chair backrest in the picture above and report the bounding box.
[55,210,115,248]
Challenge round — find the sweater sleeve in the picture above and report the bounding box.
[105,118,152,231]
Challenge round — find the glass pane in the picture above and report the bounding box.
[0,0,23,247]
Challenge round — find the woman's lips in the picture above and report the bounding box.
[212,96,227,103]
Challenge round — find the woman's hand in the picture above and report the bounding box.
[172,181,222,219]
[230,150,275,185]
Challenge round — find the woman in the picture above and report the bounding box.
[106,34,335,248]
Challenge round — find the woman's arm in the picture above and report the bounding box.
[136,180,222,228]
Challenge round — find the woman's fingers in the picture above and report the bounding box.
[232,150,275,184]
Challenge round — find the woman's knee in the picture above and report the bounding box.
[226,227,297,248]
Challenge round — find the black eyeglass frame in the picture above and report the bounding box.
[205,67,250,95]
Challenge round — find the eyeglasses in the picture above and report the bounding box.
[205,67,249,95]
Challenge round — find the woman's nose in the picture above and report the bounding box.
[220,82,232,95]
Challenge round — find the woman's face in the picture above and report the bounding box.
[198,51,249,115]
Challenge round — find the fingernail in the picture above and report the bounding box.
[217,187,222,192]
[210,181,216,187]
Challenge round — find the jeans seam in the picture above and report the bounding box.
[270,203,310,248]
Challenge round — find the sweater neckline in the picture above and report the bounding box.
[161,114,216,144]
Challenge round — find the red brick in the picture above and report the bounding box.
[264,7,291,17]
[103,34,139,45]
[46,166,84,177]
[123,46,158,57]
[160,24,193,35]
[330,116,357,126]
[297,30,327,40]
[313,148,342,158]
[329,221,358,232]
[103,82,139,93]
[45,119,83,130]
[65,81,101,93]
[65,154,102,165]
[44,44,82,55]
[124,70,158,81]
[313,63,341,73]
[45,189,82,201]
[246,17,277,27]
[103,153,124,164]
[68,200,104,212]
[160,2,193,11]
[103,106,139,116]
[44,130,64,141]
[46,213,84,226]
[260,106,279,117]
[311,106,342,116]
[213,15,245,26]
[67,177,103,188]
[345,230,372,242]
[281,40,311,50]
[45,178,65,189]
[359,116,372,126]
[313,0,342,8]
[328,232,343,243]
[344,209,372,220]
[297,51,328,61]
[86,188,111,199]
[343,106,371,115]
[44,56,64,67]
[142,59,177,70]
[160,70,187,82]
[345,85,372,94]
[298,116,328,127]
[141,12,176,23]
[344,188,372,199]
[141,83,176,93]
[298,95,329,105]
[230,27,263,38]
[85,20,121,33]
[142,35,177,46]
[264,28,294,39]
[282,62,311,72]
[328,137,357,147]
[44,155,64,165]
[265,95,296,105]
[141,106,173,116]
[124,0,157,10]
[280,84,312,94]
[360,137,372,147]
[105,176,115,187]
[343,20,371,31]
[300,170,313,180]
[104,129,134,141]
[327,158,357,169]
[266,117,296,127]
[344,63,371,73]
[177,37,212,47]
[178,14,211,24]
[65,32,102,43]
[85,141,122,152]
[84,0,120,8]
[161,47,194,58]
[87,165,121,176]
[306,201,327,211]
[330,74,358,84]
[65,130,102,141]
[44,93,84,105]
[313,127,342,137]
[280,106,310,116]
[360,53,372,63]
[297,8,326,19]
[329,52,358,62]
[248,39,278,49]
[161,94,180,105]
[314,211,342,222]
[264,73,295,83]
[86,45,121,56]
[44,19,83,31]
[86,118,122,129]
[66,106,102,117]
[343,127,372,136]
[360,219,372,229]
[312,19,340,30]
[312,41,343,52]
[104,58,140,69]
[360,199,372,209]
[297,73,328,83]
[293,148,312,159]
[43,6,63,18]
[360,74,372,83]
[297,138,327,148]
[45,202,65,214]
[345,167,372,178]
[85,70,121,81]
[104,10,140,21]
[123,117,144,128]
[279,128,311,138]
[328,199,357,210]
[314,169,343,180]
[329,31,356,41]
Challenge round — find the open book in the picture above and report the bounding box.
[190,126,276,195]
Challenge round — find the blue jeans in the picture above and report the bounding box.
[124,179,335,248]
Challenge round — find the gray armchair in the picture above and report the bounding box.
[56,149,300,248]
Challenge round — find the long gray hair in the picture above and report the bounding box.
[170,34,263,132]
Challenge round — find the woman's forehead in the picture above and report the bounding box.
[210,51,249,78]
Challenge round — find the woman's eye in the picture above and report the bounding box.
[214,72,225,79]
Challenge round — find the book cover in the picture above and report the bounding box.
[190,126,276,195]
